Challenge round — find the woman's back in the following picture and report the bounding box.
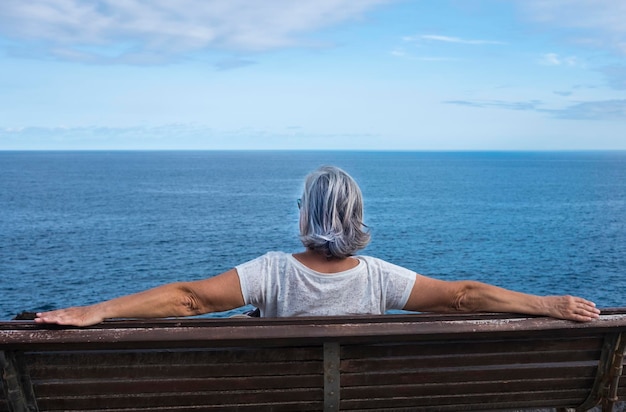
[236,251,416,317]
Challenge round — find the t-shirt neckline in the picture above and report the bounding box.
[287,253,364,277]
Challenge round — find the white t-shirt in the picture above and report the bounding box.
[236,251,416,317]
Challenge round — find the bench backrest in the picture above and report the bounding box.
[2,310,626,411]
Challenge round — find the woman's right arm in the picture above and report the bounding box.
[35,269,245,326]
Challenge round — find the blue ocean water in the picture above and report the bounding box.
[1,151,625,320]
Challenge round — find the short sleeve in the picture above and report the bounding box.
[374,259,416,310]
[236,253,271,308]
[386,271,416,310]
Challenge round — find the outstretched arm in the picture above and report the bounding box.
[404,274,600,322]
[35,269,245,327]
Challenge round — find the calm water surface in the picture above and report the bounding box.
[1,151,624,319]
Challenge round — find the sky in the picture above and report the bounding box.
[0,0,625,151]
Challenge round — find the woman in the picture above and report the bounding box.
[35,166,600,326]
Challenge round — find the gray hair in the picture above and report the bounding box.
[299,166,370,258]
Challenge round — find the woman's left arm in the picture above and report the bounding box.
[403,274,600,322]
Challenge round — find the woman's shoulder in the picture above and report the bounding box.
[252,251,295,266]
[356,255,415,273]
[238,251,290,268]
[253,251,290,259]
[265,251,293,260]
[355,255,387,264]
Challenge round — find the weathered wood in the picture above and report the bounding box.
[1,309,626,411]
[0,351,38,412]
[324,342,340,412]
[2,311,626,350]
[606,333,626,411]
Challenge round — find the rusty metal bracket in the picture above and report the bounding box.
[603,332,626,411]
[0,351,38,412]
[324,342,340,412]
[576,333,622,412]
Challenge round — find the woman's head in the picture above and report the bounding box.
[299,166,370,258]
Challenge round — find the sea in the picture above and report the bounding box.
[1,150,625,320]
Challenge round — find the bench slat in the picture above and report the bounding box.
[341,391,589,411]
[343,369,599,384]
[34,374,323,395]
[26,346,322,365]
[343,377,595,397]
[341,335,604,357]
[34,403,321,412]
[342,351,600,371]
[30,362,321,380]
[25,347,323,383]
[38,388,324,411]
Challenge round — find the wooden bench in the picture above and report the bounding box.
[2,309,626,412]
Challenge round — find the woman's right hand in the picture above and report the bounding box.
[35,305,104,327]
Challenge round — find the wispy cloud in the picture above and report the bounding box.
[539,53,578,66]
[0,124,211,139]
[598,65,626,90]
[390,48,410,58]
[409,34,505,45]
[0,124,222,149]
[0,0,392,64]
[549,100,626,120]
[444,98,626,120]
[0,124,382,150]
[444,99,542,111]
[214,57,257,71]
[393,33,501,61]
[518,0,626,56]
[390,47,459,62]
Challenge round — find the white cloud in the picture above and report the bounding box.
[390,48,408,58]
[444,99,542,112]
[444,98,626,121]
[390,47,459,62]
[519,0,626,56]
[539,53,578,66]
[0,0,392,63]
[395,34,503,62]
[521,0,626,32]
[0,124,383,150]
[598,65,626,90]
[550,99,626,120]
[414,34,505,45]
